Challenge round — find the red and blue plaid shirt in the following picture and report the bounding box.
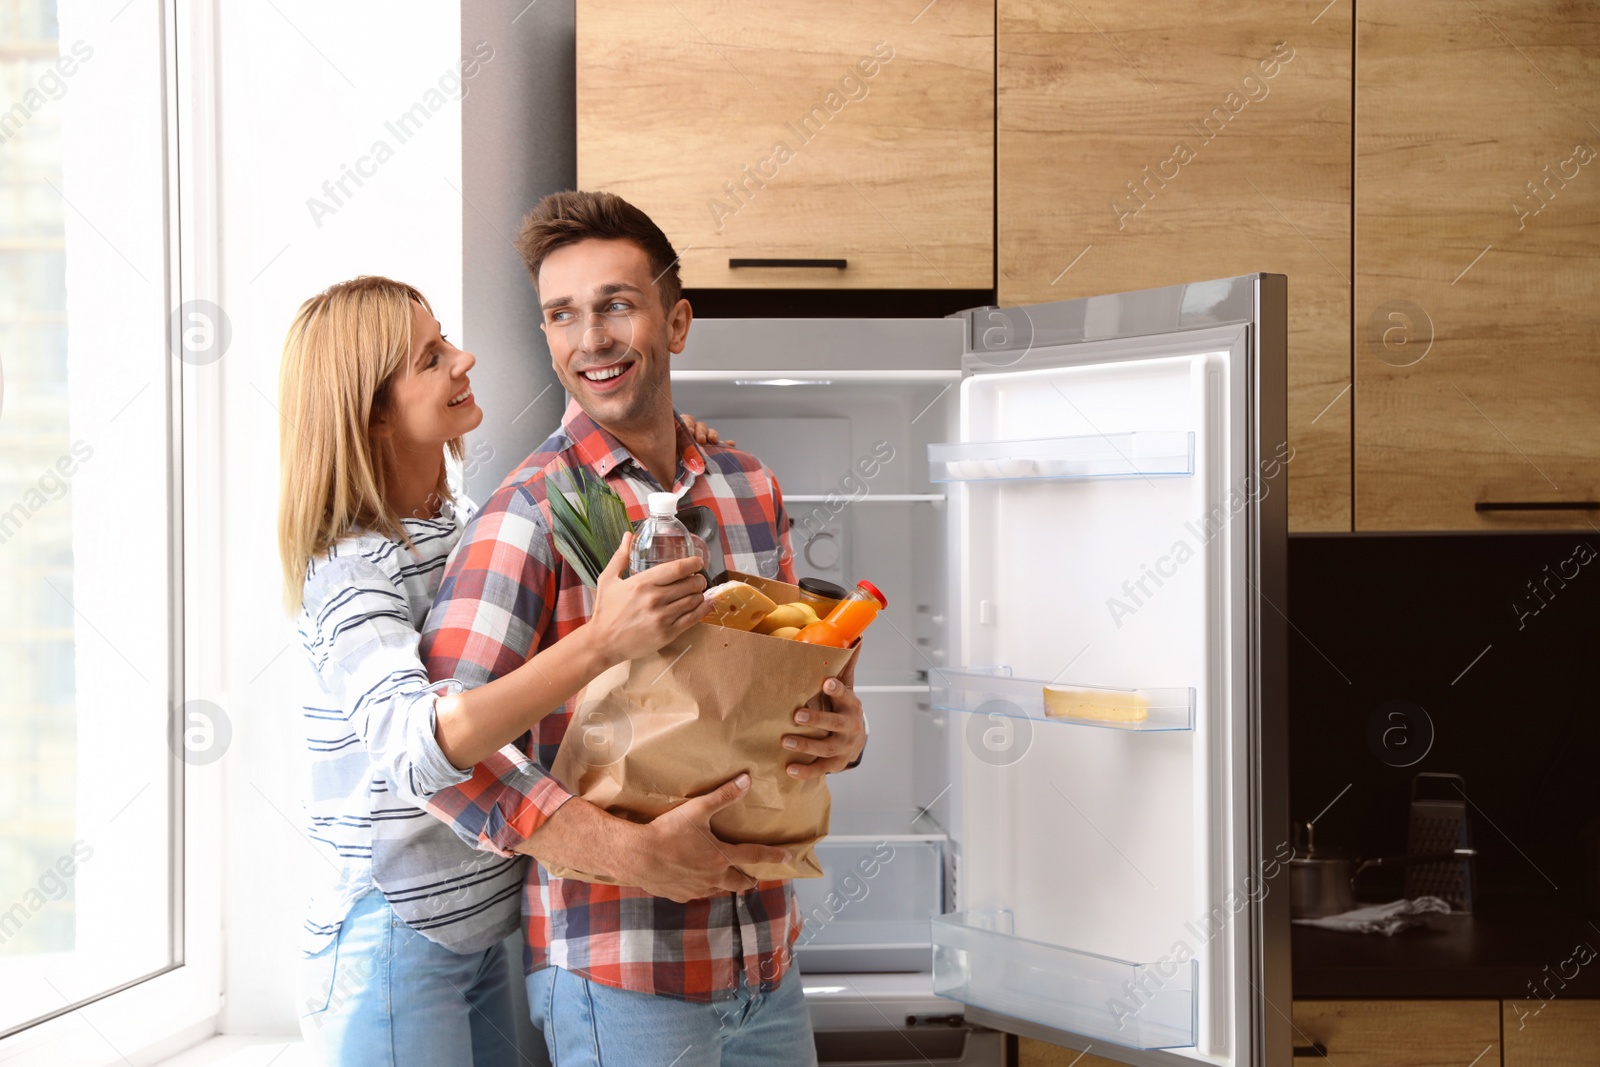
[419,402,800,1001]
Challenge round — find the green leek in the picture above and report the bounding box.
[546,467,632,588]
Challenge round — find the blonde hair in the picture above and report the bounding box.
[277,276,465,613]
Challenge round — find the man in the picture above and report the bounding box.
[420,190,866,1066]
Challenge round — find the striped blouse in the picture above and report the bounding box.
[295,497,530,956]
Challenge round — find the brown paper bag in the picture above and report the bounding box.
[540,572,853,884]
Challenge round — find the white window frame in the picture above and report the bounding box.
[0,0,225,1061]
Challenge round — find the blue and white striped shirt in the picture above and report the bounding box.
[296,497,525,956]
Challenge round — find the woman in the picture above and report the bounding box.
[278,275,716,1064]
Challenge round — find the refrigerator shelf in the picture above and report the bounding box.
[932,909,1197,1050]
[673,369,963,385]
[928,430,1194,482]
[825,807,948,842]
[930,668,1195,731]
[853,669,932,694]
[781,493,946,504]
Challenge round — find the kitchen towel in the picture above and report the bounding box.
[1292,896,1452,935]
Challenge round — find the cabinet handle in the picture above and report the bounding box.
[1476,501,1600,512]
[729,258,848,270]
[1292,1041,1328,1057]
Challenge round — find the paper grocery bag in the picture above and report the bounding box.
[540,572,853,884]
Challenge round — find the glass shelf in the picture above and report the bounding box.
[673,369,962,385]
[930,667,1194,731]
[782,493,945,504]
[928,431,1194,482]
[853,669,933,695]
[825,807,948,842]
[932,909,1197,1050]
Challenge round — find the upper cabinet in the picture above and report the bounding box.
[575,0,994,290]
[573,1,1597,531]
[1355,0,1600,530]
[995,0,1355,533]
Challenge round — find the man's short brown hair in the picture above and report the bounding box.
[514,190,683,310]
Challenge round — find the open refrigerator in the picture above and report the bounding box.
[672,275,1291,1066]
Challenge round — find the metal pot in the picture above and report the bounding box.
[1289,822,1355,919]
[1289,821,1478,919]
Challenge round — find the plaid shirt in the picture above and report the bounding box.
[419,402,800,1002]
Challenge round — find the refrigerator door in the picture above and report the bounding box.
[930,276,1289,1066]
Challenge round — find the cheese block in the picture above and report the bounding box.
[703,580,777,632]
[1042,685,1150,723]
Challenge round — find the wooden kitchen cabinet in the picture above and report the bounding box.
[575,0,993,290]
[1292,1000,1501,1066]
[1354,1,1600,530]
[1020,1038,1157,1066]
[1017,1001,1502,1065]
[1503,999,1600,1065]
[997,1,1354,532]
[1017,1038,1124,1065]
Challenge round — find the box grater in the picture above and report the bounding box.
[1406,772,1475,912]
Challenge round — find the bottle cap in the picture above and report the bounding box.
[646,492,680,518]
[855,580,887,608]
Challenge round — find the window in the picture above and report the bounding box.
[1,0,181,1040]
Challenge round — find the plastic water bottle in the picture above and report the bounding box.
[629,492,693,574]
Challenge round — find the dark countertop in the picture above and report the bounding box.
[1283,533,1600,998]
[1292,896,1600,1000]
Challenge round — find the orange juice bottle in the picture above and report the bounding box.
[794,581,887,648]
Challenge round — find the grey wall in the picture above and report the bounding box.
[461,1,576,503]
[459,8,574,1056]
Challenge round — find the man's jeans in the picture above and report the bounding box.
[528,962,818,1067]
[298,890,523,1067]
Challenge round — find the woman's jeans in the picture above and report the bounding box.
[298,890,523,1067]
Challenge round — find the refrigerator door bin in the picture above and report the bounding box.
[931,909,1197,1051]
[931,668,1195,731]
[928,431,1194,483]
[793,815,946,975]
